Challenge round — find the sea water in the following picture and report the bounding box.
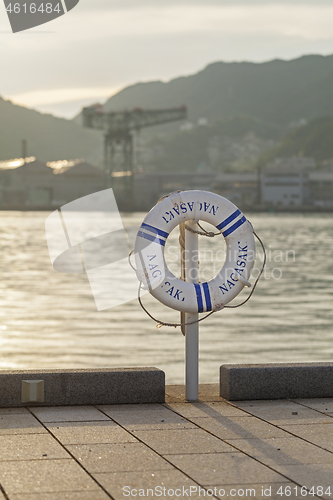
[0,211,332,384]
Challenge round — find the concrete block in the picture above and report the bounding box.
[0,368,165,408]
[220,362,333,401]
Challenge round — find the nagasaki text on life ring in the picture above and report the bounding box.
[134,190,255,314]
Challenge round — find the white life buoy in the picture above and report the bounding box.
[134,190,255,314]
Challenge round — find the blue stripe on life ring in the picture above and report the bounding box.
[202,282,212,311]
[194,283,203,313]
[222,215,246,237]
[141,223,169,240]
[216,209,241,231]
[137,231,166,247]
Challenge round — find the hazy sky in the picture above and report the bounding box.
[1,0,333,118]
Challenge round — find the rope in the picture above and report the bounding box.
[185,222,220,237]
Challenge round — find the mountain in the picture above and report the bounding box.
[142,115,280,173]
[4,53,333,167]
[0,97,102,162]
[256,116,333,167]
[103,54,333,127]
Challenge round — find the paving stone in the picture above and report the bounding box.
[234,400,303,409]
[1,395,332,499]
[190,415,289,440]
[132,428,235,455]
[94,470,202,500]
[272,463,333,499]
[30,406,109,423]
[67,442,173,473]
[0,459,98,495]
[213,483,298,500]
[0,491,5,500]
[101,407,196,430]
[98,403,163,413]
[46,421,137,445]
[165,384,223,403]
[165,452,287,486]
[224,436,333,466]
[233,403,333,425]
[294,398,333,414]
[280,423,333,453]
[282,422,333,437]
[165,402,250,419]
[0,434,70,461]
[0,413,46,435]
[0,407,29,415]
[10,492,109,500]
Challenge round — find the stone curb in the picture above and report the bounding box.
[0,367,165,407]
[220,362,333,400]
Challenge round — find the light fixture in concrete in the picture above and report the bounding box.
[21,380,45,403]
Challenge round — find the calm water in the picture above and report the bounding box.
[0,211,332,384]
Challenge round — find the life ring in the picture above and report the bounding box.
[134,190,255,314]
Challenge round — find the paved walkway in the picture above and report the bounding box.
[0,385,332,500]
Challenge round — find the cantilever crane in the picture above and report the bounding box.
[82,105,187,189]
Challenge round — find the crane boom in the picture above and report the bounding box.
[81,104,187,207]
[82,106,187,133]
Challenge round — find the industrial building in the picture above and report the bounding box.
[260,157,333,208]
[0,155,331,211]
[0,157,104,209]
[133,171,258,210]
[308,170,333,208]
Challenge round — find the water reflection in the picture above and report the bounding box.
[0,211,332,384]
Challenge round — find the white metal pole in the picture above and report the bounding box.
[185,220,199,401]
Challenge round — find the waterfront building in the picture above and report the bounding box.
[50,160,104,206]
[0,157,104,209]
[260,157,316,207]
[0,157,54,207]
[308,170,333,208]
[0,155,331,210]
